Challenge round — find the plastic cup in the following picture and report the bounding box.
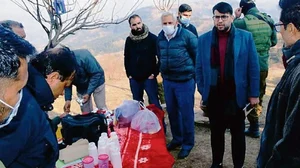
[98,154,109,168]
[82,156,94,168]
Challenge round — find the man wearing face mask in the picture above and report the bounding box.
[177,3,198,37]
[124,14,161,109]
[195,2,259,167]
[157,12,197,159]
[234,0,278,138]
[0,20,77,133]
[0,26,58,168]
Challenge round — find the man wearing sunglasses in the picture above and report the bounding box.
[234,0,277,138]
[257,1,300,167]
[196,2,259,167]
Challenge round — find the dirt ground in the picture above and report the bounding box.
[50,63,284,168]
[168,64,284,168]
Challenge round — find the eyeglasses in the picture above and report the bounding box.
[212,15,229,21]
[274,23,285,32]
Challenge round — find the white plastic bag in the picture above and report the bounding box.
[130,103,161,134]
[115,100,140,126]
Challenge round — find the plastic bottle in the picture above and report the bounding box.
[97,139,108,156]
[110,132,120,150]
[101,132,108,139]
[98,154,109,168]
[82,156,94,168]
[88,142,98,166]
[110,146,122,168]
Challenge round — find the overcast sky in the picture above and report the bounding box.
[0,0,279,49]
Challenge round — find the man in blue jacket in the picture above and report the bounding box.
[0,26,58,168]
[29,47,77,132]
[157,12,198,159]
[64,49,106,113]
[195,2,259,168]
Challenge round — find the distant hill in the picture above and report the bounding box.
[63,1,281,55]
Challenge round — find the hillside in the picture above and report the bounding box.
[62,1,281,55]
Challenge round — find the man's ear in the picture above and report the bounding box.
[46,71,60,82]
[289,23,299,34]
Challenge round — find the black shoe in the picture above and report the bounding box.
[166,143,181,151]
[210,163,223,168]
[244,128,260,138]
[177,149,191,159]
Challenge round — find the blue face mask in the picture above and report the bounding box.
[180,15,190,26]
[0,89,23,128]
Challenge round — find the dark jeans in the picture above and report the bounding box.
[208,101,245,168]
[129,78,161,109]
[163,79,195,150]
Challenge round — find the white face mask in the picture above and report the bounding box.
[162,25,176,35]
[0,89,23,129]
[180,16,190,26]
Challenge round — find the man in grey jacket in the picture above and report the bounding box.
[64,49,106,113]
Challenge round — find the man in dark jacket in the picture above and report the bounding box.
[1,20,77,132]
[124,14,161,108]
[0,26,58,168]
[196,2,259,167]
[177,4,198,37]
[157,12,197,159]
[29,47,77,131]
[64,49,106,113]
[234,0,278,138]
[257,2,300,167]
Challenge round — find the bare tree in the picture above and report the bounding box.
[11,0,143,49]
[153,0,176,11]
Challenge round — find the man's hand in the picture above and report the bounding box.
[148,74,154,79]
[60,112,68,118]
[249,97,259,106]
[235,7,242,18]
[82,94,90,104]
[64,100,71,113]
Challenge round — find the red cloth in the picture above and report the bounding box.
[115,104,175,168]
[218,31,229,83]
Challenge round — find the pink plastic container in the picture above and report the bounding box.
[98,154,109,168]
[82,156,94,168]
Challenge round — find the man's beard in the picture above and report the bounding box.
[217,24,231,32]
[131,27,145,36]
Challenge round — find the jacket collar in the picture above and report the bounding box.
[26,65,54,111]
[283,39,300,66]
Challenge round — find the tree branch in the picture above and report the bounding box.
[10,0,143,48]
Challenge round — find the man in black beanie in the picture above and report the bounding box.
[234,0,277,138]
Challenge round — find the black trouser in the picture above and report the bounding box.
[208,101,245,168]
